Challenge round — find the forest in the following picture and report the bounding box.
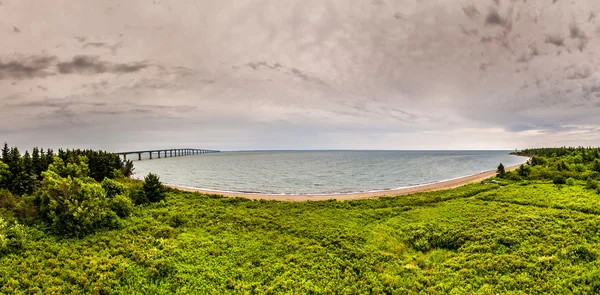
[1,144,600,294]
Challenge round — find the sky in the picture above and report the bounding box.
[2,0,600,152]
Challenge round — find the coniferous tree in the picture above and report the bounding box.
[497,163,506,178]
[1,143,9,162]
[142,173,166,203]
[32,147,43,178]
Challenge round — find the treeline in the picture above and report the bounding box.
[501,147,600,191]
[0,143,134,196]
[0,142,164,240]
[516,147,600,161]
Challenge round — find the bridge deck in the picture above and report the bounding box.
[114,148,219,160]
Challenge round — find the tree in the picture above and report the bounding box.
[517,164,531,178]
[142,173,166,203]
[0,162,10,189]
[38,170,118,237]
[32,147,43,178]
[122,160,135,178]
[496,163,506,178]
[593,160,600,173]
[1,143,8,163]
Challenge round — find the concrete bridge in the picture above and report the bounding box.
[115,148,219,161]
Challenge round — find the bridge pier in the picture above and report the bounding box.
[149,151,153,159]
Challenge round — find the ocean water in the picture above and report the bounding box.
[131,150,527,195]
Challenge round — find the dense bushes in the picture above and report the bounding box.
[0,218,27,256]
[37,170,120,237]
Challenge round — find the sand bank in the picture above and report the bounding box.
[165,160,528,202]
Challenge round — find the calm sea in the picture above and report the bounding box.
[131,150,527,195]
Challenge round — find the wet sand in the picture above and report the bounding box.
[166,161,527,202]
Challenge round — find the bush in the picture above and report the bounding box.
[586,179,599,190]
[142,173,166,203]
[111,194,134,218]
[504,171,522,181]
[553,174,567,185]
[0,218,27,256]
[566,178,576,186]
[0,189,16,210]
[404,223,466,252]
[101,178,125,198]
[38,170,118,237]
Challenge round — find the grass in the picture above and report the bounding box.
[2,181,600,294]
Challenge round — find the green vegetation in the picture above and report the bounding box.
[1,145,600,293]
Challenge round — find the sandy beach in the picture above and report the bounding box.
[166,161,527,202]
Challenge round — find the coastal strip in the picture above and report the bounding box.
[166,161,528,202]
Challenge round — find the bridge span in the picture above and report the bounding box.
[115,148,219,161]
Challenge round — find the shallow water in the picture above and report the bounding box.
[132,150,527,195]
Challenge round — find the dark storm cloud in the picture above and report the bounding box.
[0,55,57,80]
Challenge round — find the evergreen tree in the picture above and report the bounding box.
[142,173,166,203]
[1,143,8,162]
[32,147,43,178]
[496,163,506,178]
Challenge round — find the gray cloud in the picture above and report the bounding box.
[0,56,57,80]
[57,55,151,74]
[3,0,600,150]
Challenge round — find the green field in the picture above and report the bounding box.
[2,147,600,294]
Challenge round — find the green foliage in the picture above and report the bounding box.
[593,160,600,173]
[552,174,567,185]
[3,145,600,292]
[101,178,125,198]
[37,170,119,237]
[110,194,134,218]
[496,163,506,178]
[517,164,531,178]
[142,173,165,203]
[122,160,135,178]
[0,218,27,256]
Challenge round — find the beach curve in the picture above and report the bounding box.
[165,161,528,202]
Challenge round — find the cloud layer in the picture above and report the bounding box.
[1,0,600,151]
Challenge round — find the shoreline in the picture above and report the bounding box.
[165,159,528,202]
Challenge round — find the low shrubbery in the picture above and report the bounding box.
[0,217,27,256]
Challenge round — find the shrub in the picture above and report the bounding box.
[552,174,567,185]
[0,189,16,210]
[142,173,165,203]
[566,178,576,186]
[131,188,149,205]
[111,194,134,218]
[562,245,597,262]
[101,177,125,198]
[517,164,531,178]
[0,218,27,256]
[404,223,466,252]
[38,170,118,237]
[586,179,599,190]
[504,171,522,181]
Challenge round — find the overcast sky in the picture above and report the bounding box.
[2,0,600,151]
